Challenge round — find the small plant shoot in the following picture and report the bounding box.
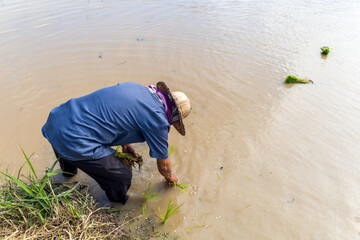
[142,183,160,201]
[169,182,188,191]
[142,203,147,219]
[158,201,184,224]
[284,75,313,84]
[321,46,330,55]
[168,145,175,157]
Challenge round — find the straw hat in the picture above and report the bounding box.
[156,81,191,136]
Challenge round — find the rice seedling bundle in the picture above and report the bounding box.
[321,46,330,55]
[284,75,313,84]
[115,146,143,170]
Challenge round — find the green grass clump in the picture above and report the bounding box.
[0,150,139,239]
[158,201,184,224]
[321,46,330,55]
[0,150,80,225]
[284,75,313,84]
[142,183,160,201]
[0,150,175,239]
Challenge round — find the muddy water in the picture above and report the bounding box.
[1,0,360,239]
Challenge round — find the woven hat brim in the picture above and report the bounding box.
[156,81,186,136]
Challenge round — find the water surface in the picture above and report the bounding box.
[1,0,360,239]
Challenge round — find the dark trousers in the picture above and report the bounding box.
[53,149,132,204]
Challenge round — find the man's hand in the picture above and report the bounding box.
[156,158,178,183]
[122,144,137,157]
[167,173,178,183]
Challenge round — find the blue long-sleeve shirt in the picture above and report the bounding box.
[42,82,169,161]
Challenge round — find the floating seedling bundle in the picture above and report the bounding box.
[284,75,313,84]
[321,46,330,55]
[115,146,143,170]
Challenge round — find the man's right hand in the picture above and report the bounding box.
[156,158,178,183]
[166,173,178,183]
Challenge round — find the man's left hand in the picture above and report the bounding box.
[122,144,137,157]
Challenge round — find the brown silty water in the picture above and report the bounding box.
[1,0,360,239]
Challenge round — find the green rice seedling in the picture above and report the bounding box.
[169,182,188,191]
[168,145,175,157]
[284,75,313,84]
[174,183,187,191]
[184,225,205,230]
[115,146,143,170]
[158,201,184,224]
[236,204,251,213]
[142,183,160,201]
[142,203,146,219]
[321,46,330,55]
[115,145,122,152]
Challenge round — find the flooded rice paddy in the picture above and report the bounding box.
[1,0,360,239]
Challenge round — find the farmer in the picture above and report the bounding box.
[42,82,191,204]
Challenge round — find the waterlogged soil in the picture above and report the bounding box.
[1,0,360,239]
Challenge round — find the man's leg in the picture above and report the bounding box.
[66,154,132,204]
[52,147,78,176]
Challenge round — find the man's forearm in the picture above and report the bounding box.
[156,158,178,183]
[156,158,172,179]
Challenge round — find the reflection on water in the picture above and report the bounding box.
[1,0,360,239]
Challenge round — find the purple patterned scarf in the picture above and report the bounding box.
[147,85,179,126]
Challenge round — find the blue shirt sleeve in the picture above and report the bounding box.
[143,127,169,159]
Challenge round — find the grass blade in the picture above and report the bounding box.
[21,148,39,182]
[0,172,35,197]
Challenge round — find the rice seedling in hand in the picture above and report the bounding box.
[142,183,160,201]
[321,46,330,55]
[158,201,184,224]
[284,75,313,84]
[115,146,143,170]
[169,182,188,191]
